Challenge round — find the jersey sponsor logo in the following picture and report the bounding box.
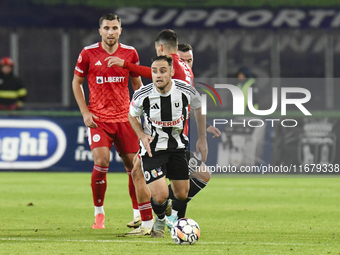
[93,134,101,142]
[75,66,84,74]
[149,115,184,127]
[96,76,104,84]
[95,61,102,66]
[104,77,125,83]
[151,103,160,109]
[96,76,125,84]
[0,120,67,169]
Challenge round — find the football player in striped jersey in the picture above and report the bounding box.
[128,55,208,237]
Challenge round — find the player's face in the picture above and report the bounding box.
[151,60,174,93]
[178,50,193,68]
[99,19,122,48]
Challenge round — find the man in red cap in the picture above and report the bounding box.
[0,57,27,110]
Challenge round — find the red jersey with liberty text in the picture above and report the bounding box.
[74,42,140,123]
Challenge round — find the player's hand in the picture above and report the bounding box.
[105,56,125,68]
[83,111,98,128]
[140,134,153,157]
[207,125,222,138]
[196,138,208,162]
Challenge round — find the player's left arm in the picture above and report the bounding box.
[130,76,143,91]
[190,87,208,162]
[189,111,221,138]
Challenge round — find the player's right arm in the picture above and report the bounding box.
[128,113,152,157]
[129,95,153,157]
[72,74,98,128]
[106,56,152,79]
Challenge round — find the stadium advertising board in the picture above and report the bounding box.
[0,117,124,172]
[0,119,66,169]
[3,4,340,29]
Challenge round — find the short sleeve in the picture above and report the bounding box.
[129,96,143,117]
[74,49,88,77]
[190,87,202,110]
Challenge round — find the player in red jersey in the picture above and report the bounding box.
[72,13,153,232]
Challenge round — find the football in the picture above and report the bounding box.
[170,218,200,245]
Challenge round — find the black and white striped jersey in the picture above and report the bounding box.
[130,79,202,155]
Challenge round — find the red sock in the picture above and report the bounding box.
[138,201,153,221]
[127,171,138,210]
[91,165,108,206]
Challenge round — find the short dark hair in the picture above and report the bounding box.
[155,29,178,49]
[178,43,193,52]
[99,13,121,27]
[151,55,173,68]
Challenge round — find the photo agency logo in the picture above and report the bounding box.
[199,83,312,128]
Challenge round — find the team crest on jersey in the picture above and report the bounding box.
[93,134,101,142]
[144,171,151,181]
[151,169,158,178]
[96,76,103,84]
[77,54,82,63]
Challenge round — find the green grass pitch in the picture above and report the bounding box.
[0,172,339,254]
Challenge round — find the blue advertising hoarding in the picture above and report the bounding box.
[0,116,125,172]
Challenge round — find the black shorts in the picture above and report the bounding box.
[186,151,203,175]
[141,150,189,184]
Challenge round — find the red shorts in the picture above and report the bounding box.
[88,121,139,154]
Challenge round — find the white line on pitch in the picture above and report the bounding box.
[0,238,334,246]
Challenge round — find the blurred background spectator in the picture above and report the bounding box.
[236,66,259,111]
[0,56,27,110]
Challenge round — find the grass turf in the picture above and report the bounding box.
[0,172,339,254]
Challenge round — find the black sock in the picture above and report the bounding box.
[168,184,175,200]
[177,203,187,219]
[150,197,168,219]
[171,178,207,218]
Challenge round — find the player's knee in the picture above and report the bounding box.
[173,189,188,201]
[94,157,110,167]
[191,163,211,183]
[200,177,210,183]
[200,169,211,183]
[153,193,168,204]
[131,165,143,182]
